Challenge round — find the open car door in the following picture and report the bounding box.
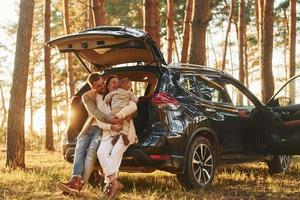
[266,74,300,154]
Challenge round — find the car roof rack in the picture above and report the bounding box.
[167,63,224,73]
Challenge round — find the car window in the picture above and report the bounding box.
[180,75,198,95]
[194,76,231,104]
[224,82,254,107]
[272,76,300,107]
[132,81,148,98]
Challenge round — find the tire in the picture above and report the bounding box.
[267,155,291,174]
[88,169,105,188]
[177,136,216,189]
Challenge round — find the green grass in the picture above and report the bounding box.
[0,148,300,200]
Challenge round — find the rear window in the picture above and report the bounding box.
[131,81,148,97]
[104,70,158,98]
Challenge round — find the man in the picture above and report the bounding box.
[57,73,122,195]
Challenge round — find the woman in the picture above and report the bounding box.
[96,75,137,199]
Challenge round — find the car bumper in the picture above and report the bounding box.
[62,142,184,173]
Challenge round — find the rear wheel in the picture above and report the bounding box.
[267,155,291,174]
[177,136,216,189]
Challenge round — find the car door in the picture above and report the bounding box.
[266,75,300,154]
[193,75,246,153]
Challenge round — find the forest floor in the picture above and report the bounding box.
[0,147,300,200]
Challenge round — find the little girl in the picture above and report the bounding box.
[104,77,138,145]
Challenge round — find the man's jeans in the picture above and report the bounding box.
[72,126,101,183]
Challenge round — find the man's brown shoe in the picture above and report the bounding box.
[57,176,83,195]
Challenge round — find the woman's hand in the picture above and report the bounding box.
[111,124,122,132]
[106,116,123,124]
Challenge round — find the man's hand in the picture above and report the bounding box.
[111,124,122,132]
[105,116,123,124]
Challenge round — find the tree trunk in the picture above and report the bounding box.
[63,0,75,98]
[87,0,94,28]
[6,0,35,169]
[167,0,175,63]
[283,8,288,81]
[188,0,211,65]
[92,0,105,26]
[237,0,245,105]
[154,0,160,47]
[221,0,234,70]
[44,0,54,151]
[244,26,249,88]
[261,0,275,103]
[29,65,35,133]
[0,82,7,128]
[181,0,193,63]
[254,0,259,39]
[144,0,160,46]
[258,0,264,100]
[289,0,296,79]
[289,0,296,102]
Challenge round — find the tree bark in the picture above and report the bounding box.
[92,0,105,26]
[154,0,160,47]
[144,0,160,47]
[87,0,94,28]
[167,0,175,63]
[6,0,35,169]
[289,0,296,79]
[181,0,193,63]
[244,26,249,88]
[221,0,234,70]
[261,0,275,103]
[0,82,6,128]
[63,0,75,98]
[29,64,35,133]
[289,0,296,102]
[44,0,54,151]
[254,0,259,39]
[188,0,212,65]
[237,0,245,105]
[258,0,264,98]
[283,8,289,81]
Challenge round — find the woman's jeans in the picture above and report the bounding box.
[72,126,101,183]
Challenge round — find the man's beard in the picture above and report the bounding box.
[98,88,106,94]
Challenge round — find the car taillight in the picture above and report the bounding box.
[151,92,180,110]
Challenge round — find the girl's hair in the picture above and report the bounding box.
[118,78,131,90]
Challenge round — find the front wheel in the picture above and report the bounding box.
[177,136,216,189]
[267,155,291,174]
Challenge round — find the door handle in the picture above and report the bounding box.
[282,111,290,115]
[205,108,216,113]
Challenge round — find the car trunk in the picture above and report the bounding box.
[66,66,161,144]
[103,66,161,143]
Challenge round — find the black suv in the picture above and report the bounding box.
[49,26,300,189]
